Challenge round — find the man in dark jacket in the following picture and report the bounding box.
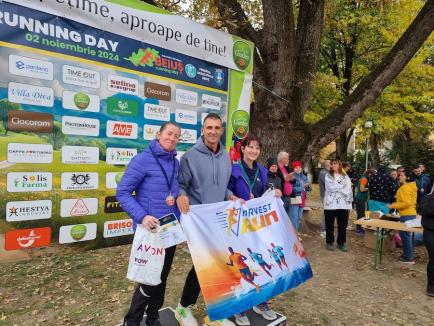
[414,164,432,204]
[421,186,434,297]
[367,166,395,215]
[267,157,282,191]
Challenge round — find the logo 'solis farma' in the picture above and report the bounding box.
[126,47,184,75]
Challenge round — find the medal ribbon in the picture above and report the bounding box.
[239,161,260,194]
[149,146,176,195]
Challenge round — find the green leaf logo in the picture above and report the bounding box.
[233,41,252,70]
[115,172,124,185]
[231,110,250,139]
[70,224,87,241]
[74,93,90,110]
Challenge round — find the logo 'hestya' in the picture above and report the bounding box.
[233,41,252,70]
[73,92,90,110]
[231,110,249,139]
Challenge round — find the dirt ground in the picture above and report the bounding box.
[1,188,434,326]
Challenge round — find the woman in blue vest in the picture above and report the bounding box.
[116,122,181,326]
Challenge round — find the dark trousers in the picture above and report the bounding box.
[180,266,202,307]
[354,198,367,231]
[124,245,177,325]
[423,229,434,292]
[325,209,349,246]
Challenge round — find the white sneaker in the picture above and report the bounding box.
[203,316,236,326]
[175,303,199,326]
[234,313,250,325]
[253,303,277,321]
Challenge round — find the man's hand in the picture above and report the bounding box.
[142,215,159,231]
[177,195,190,214]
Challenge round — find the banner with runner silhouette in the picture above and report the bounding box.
[180,194,313,320]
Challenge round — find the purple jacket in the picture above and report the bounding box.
[228,162,268,200]
[116,139,179,230]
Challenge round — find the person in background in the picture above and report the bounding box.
[323,159,353,252]
[397,166,405,177]
[289,161,311,233]
[354,169,373,236]
[318,160,331,238]
[414,164,432,205]
[389,168,400,213]
[389,169,418,264]
[267,157,282,191]
[421,184,434,297]
[367,166,395,215]
[277,151,295,216]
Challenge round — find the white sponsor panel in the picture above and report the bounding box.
[105,172,122,189]
[59,223,97,244]
[201,113,209,125]
[61,146,99,164]
[9,55,54,80]
[61,172,99,191]
[62,65,100,89]
[7,143,53,164]
[107,75,139,95]
[176,89,198,106]
[175,109,197,125]
[60,198,98,217]
[202,94,221,110]
[8,82,54,107]
[62,91,100,112]
[143,124,161,140]
[6,200,52,222]
[62,116,100,136]
[106,147,137,165]
[179,128,198,144]
[103,219,134,238]
[144,103,170,121]
[7,172,52,193]
[106,120,138,139]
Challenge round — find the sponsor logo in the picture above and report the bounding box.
[144,82,171,101]
[9,55,53,80]
[108,75,139,95]
[60,198,98,217]
[62,65,100,89]
[106,121,138,139]
[59,223,97,244]
[106,97,138,117]
[185,64,197,78]
[233,40,252,71]
[144,103,170,121]
[7,172,52,193]
[175,109,197,125]
[105,172,123,189]
[62,116,100,136]
[5,227,51,250]
[214,69,225,86]
[7,110,53,133]
[202,94,221,111]
[7,143,53,164]
[179,128,197,144]
[126,48,184,76]
[8,82,54,107]
[104,196,124,213]
[103,219,134,238]
[176,89,198,106]
[6,200,52,222]
[61,146,99,164]
[231,110,250,139]
[61,172,99,191]
[106,148,137,165]
[62,91,100,112]
[143,124,161,140]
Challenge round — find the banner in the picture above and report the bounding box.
[181,195,313,321]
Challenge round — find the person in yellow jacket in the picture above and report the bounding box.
[389,169,418,264]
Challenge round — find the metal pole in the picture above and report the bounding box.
[365,137,369,171]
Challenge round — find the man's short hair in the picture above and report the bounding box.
[203,113,222,125]
[277,151,289,162]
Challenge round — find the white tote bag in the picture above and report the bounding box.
[127,225,165,285]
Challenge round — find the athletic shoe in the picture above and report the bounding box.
[203,316,235,326]
[175,304,198,326]
[338,244,348,252]
[253,303,277,321]
[320,231,326,238]
[398,257,415,265]
[326,243,334,251]
[234,313,250,325]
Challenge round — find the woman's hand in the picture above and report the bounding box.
[177,195,190,214]
[142,215,159,231]
[229,194,245,205]
[274,189,282,197]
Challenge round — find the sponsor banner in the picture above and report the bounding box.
[7,172,52,193]
[5,227,51,250]
[144,82,171,101]
[106,120,138,139]
[179,128,198,144]
[106,147,137,165]
[104,196,124,213]
[7,110,53,133]
[176,89,198,106]
[201,112,209,125]
[61,146,99,164]
[144,103,170,121]
[103,219,134,238]
[62,116,100,136]
[175,109,197,125]
[202,94,221,110]
[62,91,100,112]
[8,82,54,108]
[105,172,123,189]
[9,54,53,80]
[106,97,138,117]
[62,65,100,89]
[6,200,52,222]
[59,223,97,244]
[60,198,98,217]
[143,124,160,140]
[61,172,99,191]
[108,75,139,95]
[7,143,53,164]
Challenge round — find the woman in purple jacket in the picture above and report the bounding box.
[116,122,181,326]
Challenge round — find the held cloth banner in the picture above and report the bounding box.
[181,195,313,321]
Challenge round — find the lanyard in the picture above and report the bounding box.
[149,146,176,194]
[239,161,260,193]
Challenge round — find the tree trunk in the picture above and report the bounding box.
[370,133,381,168]
[335,132,348,160]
